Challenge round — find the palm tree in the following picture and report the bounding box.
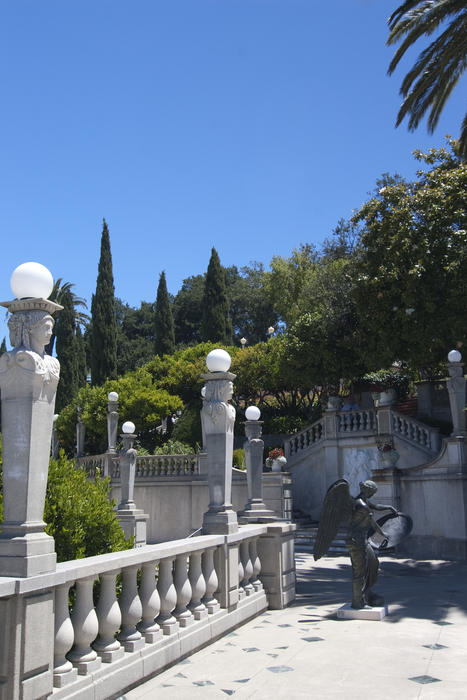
[387,0,467,159]
[46,279,89,355]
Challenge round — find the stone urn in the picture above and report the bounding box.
[271,456,287,472]
[380,448,400,467]
[379,388,398,406]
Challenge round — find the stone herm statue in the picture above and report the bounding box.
[0,295,62,577]
[314,479,411,610]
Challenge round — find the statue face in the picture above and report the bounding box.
[31,317,53,348]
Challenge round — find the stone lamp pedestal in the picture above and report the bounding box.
[0,296,62,577]
[201,369,238,535]
[239,420,275,523]
[117,430,148,547]
[446,352,467,437]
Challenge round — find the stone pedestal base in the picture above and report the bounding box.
[97,646,125,663]
[205,600,220,615]
[337,603,388,620]
[74,657,102,675]
[53,668,78,688]
[117,509,149,547]
[202,509,238,535]
[238,503,276,524]
[142,629,162,644]
[0,531,56,577]
[122,637,146,653]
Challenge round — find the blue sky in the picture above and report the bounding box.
[0,0,465,344]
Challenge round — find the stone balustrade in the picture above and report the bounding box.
[337,409,377,434]
[77,453,200,479]
[285,418,325,458]
[0,522,295,700]
[390,410,441,453]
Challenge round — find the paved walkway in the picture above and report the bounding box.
[119,549,467,699]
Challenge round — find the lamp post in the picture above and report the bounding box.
[267,326,274,339]
[201,349,238,534]
[446,349,467,437]
[239,406,275,523]
[117,421,148,547]
[0,262,62,577]
[240,337,247,350]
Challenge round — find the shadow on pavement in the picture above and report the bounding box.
[293,550,467,624]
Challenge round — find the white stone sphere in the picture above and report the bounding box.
[245,405,261,421]
[122,421,135,434]
[206,348,231,372]
[201,386,206,398]
[448,349,462,363]
[11,262,54,300]
[108,391,119,402]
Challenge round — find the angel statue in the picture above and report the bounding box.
[314,479,411,609]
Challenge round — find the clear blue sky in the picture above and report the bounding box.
[0,0,464,344]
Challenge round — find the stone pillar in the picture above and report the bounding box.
[51,413,59,459]
[201,360,238,535]
[0,297,62,577]
[76,410,86,458]
[446,350,467,437]
[117,426,148,547]
[239,420,275,523]
[257,522,296,609]
[107,391,119,452]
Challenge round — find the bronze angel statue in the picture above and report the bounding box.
[314,479,412,609]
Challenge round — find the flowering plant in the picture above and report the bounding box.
[377,440,394,453]
[268,448,284,460]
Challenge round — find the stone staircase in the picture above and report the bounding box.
[293,512,347,556]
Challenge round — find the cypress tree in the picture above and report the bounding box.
[0,338,6,354]
[201,248,232,344]
[154,271,175,357]
[89,219,118,385]
[55,289,78,412]
[75,325,88,388]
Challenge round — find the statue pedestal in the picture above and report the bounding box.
[337,603,388,620]
[117,509,148,547]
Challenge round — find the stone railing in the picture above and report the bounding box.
[390,411,440,453]
[285,418,325,458]
[77,453,200,479]
[337,409,377,434]
[1,522,296,700]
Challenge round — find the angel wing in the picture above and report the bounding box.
[313,479,353,561]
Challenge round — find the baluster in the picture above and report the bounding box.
[173,554,194,627]
[94,570,124,662]
[202,547,220,613]
[188,551,207,620]
[53,583,78,687]
[68,576,101,674]
[118,565,145,652]
[238,547,245,600]
[240,540,254,596]
[249,538,263,591]
[137,561,161,643]
[157,557,179,634]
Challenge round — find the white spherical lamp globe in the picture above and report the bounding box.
[206,348,231,372]
[108,391,119,402]
[10,262,54,300]
[122,421,135,434]
[201,386,206,398]
[448,349,462,363]
[245,405,261,421]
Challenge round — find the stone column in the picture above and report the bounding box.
[76,408,86,458]
[0,297,62,577]
[117,424,148,547]
[239,419,275,523]
[446,350,467,437]
[51,413,59,459]
[201,356,238,535]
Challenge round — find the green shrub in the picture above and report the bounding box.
[43,451,132,562]
[154,438,196,455]
[233,448,245,469]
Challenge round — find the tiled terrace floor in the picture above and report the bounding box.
[118,549,467,699]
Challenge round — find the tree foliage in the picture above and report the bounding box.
[154,271,175,357]
[55,289,79,412]
[387,0,467,159]
[353,140,467,373]
[115,299,155,375]
[201,248,232,344]
[89,219,118,384]
[44,452,131,562]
